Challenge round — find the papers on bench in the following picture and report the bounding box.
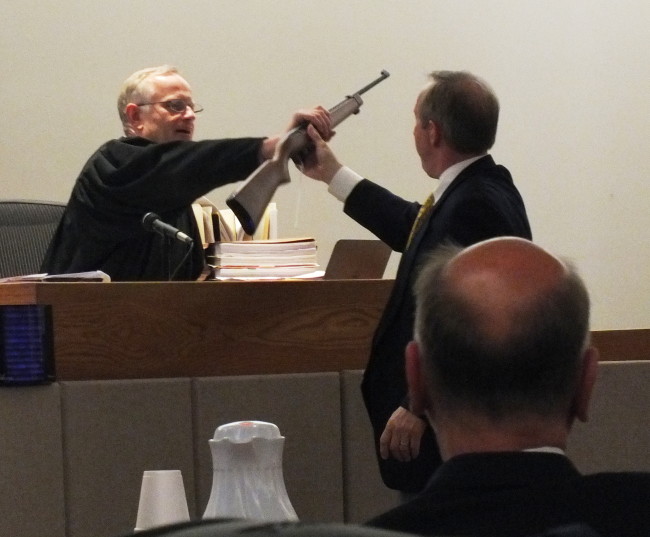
[0,270,111,283]
[208,238,323,280]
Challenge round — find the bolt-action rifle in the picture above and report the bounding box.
[226,70,390,235]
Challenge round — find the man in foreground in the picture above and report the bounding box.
[301,71,531,492]
[42,65,331,281]
[366,237,650,536]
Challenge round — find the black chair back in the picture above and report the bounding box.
[0,199,66,278]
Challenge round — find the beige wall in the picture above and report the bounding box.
[2,0,649,328]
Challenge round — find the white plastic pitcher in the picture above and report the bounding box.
[203,421,298,521]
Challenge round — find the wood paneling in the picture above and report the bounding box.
[0,281,647,382]
[591,329,650,362]
[0,280,392,380]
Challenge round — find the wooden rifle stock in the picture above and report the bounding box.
[226,70,390,235]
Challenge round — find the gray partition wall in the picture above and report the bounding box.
[0,385,66,537]
[192,373,344,522]
[60,379,196,537]
[568,361,650,473]
[1,362,650,537]
[340,370,400,522]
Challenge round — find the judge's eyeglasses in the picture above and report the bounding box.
[136,99,203,114]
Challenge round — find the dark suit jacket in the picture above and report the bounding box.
[344,156,532,492]
[366,452,650,537]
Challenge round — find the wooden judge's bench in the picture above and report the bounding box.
[0,280,649,537]
[0,279,394,380]
[0,280,647,380]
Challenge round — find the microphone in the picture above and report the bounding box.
[142,212,193,245]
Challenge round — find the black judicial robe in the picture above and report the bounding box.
[41,136,263,281]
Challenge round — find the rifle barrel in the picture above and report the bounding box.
[354,70,390,97]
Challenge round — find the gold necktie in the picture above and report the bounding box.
[406,193,435,249]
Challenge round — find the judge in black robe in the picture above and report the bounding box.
[41,136,265,281]
[41,65,331,281]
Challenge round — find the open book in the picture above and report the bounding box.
[192,198,277,247]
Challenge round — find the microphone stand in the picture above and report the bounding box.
[143,212,195,280]
[163,236,172,281]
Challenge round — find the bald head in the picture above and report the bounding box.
[445,238,568,345]
[413,238,591,421]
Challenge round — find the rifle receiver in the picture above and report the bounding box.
[226,70,390,235]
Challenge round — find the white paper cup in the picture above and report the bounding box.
[134,470,190,532]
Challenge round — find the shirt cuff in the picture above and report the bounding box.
[328,166,363,202]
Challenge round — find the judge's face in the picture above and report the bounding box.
[127,74,197,143]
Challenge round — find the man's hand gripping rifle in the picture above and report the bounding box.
[226,70,390,235]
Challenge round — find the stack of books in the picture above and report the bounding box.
[209,237,323,280]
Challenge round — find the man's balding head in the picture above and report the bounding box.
[445,238,568,345]
[411,238,593,423]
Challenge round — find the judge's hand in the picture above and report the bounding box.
[261,106,333,161]
[287,106,333,139]
[379,406,427,462]
[298,123,342,185]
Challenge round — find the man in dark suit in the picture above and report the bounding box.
[301,71,531,492]
[365,237,650,536]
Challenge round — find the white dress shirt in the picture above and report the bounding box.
[327,154,486,204]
